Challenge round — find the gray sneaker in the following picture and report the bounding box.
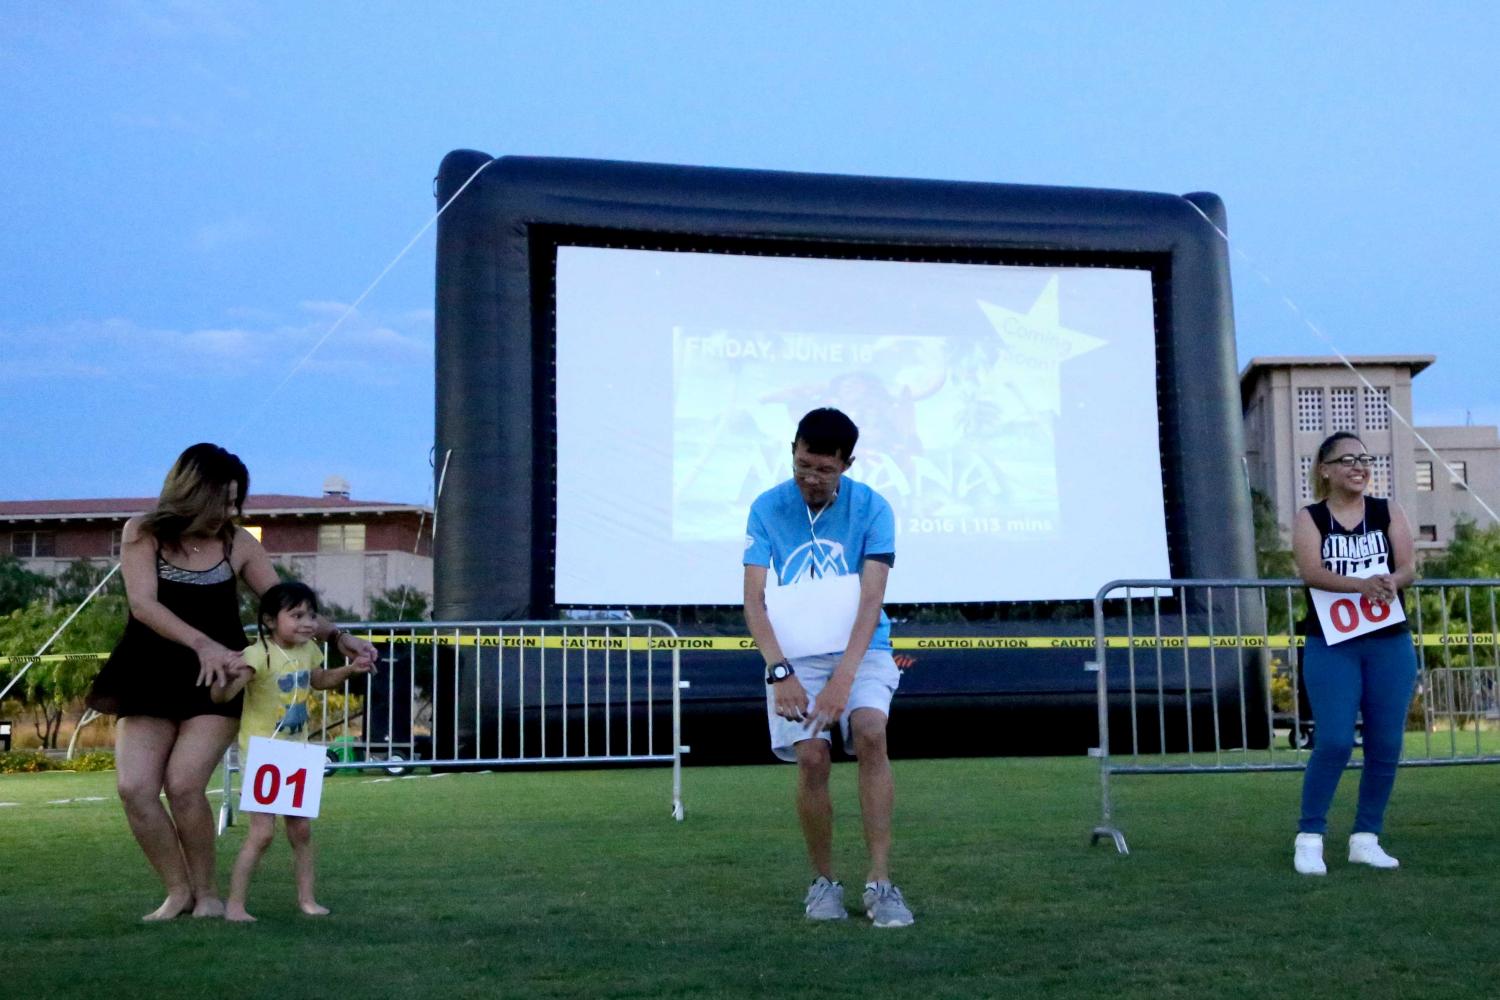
[862,880,914,928]
[803,876,847,920]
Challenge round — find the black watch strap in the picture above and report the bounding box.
[765,659,795,685]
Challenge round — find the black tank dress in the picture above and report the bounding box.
[86,538,246,720]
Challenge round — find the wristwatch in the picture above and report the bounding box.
[765,660,795,685]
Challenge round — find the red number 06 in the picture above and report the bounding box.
[1360,595,1391,623]
[251,763,309,808]
[1329,599,1360,633]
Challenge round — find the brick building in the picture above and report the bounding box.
[1,480,431,616]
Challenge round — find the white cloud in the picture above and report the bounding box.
[0,303,432,388]
[192,216,265,252]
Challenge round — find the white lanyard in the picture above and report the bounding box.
[266,640,308,740]
[805,491,837,579]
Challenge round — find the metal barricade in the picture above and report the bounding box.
[1088,579,1500,854]
[218,619,686,833]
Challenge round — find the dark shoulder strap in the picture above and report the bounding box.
[1304,501,1331,536]
[1366,497,1392,532]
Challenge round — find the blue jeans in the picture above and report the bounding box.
[1298,631,1418,835]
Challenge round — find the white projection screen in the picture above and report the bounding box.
[554,246,1171,606]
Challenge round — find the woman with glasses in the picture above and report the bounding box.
[1290,430,1418,875]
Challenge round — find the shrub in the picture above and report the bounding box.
[0,750,60,773]
[69,751,116,772]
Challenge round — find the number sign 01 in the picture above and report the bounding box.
[238,736,326,818]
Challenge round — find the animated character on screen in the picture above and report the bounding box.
[742,407,915,927]
[211,582,375,921]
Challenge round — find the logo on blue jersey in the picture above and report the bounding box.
[782,539,849,583]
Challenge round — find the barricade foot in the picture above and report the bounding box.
[671,799,684,822]
[1091,825,1129,855]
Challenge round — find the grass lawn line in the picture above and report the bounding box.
[3,758,1498,999]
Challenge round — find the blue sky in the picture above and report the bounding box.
[3,1,1497,504]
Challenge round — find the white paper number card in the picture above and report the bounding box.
[238,735,326,818]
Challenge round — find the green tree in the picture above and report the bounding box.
[368,586,431,622]
[1251,489,1297,579]
[50,559,124,606]
[0,556,51,615]
[0,594,127,748]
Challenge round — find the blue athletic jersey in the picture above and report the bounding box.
[744,477,895,651]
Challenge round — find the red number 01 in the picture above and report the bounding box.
[253,763,280,804]
[252,764,308,807]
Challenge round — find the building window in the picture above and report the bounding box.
[1362,386,1390,430]
[318,523,366,552]
[243,525,263,542]
[110,528,124,558]
[1296,388,1323,433]
[1415,461,1433,491]
[1298,455,1314,501]
[1449,461,1468,488]
[1418,525,1438,543]
[11,531,56,558]
[1369,455,1392,498]
[1329,387,1357,432]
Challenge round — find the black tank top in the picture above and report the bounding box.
[1299,497,1408,639]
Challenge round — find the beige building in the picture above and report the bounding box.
[1241,355,1499,553]
[1,480,431,617]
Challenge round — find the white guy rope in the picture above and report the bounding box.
[1183,198,1499,527]
[231,157,496,438]
[0,562,121,703]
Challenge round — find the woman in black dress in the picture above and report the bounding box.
[88,444,376,920]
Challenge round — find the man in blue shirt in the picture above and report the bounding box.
[743,407,914,928]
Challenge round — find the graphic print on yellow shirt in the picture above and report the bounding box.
[239,638,324,756]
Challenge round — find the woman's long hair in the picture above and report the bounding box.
[142,443,250,548]
[1310,431,1364,502]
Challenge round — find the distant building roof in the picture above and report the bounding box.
[0,494,430,523]
[1239,355,1435,398]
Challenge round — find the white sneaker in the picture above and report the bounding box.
[1348,833,1399,869]
[1294,833,1326,875]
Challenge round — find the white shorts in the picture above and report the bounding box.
[766,649,900,763]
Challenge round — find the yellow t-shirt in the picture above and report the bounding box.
[239,638,324,756]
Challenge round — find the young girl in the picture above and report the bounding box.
[212,582,375,921]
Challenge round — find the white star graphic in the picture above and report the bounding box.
[976,277,1107,416]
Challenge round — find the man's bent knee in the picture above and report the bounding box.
[795,739,832,782]
[850,709,889,760]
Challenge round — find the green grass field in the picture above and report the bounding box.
[3,756,1498,999]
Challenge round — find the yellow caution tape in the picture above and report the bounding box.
[3,630,1494,667]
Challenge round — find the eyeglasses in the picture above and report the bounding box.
[1325,454,1375,468]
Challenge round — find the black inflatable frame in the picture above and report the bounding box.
[431,152,1259,759]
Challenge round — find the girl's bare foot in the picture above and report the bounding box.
[191,895,226,918]
[142,889,194,922]
[299,900,330,916]
[225,903,257,923]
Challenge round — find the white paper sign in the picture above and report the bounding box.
[239,735,326,818]
[765,572,861,659]
[1310,566,1405,646]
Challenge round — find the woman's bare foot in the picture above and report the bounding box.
[299,900,330,916]
[224,903,257,923]
[142,889,194,922]
[191,895,226,918]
